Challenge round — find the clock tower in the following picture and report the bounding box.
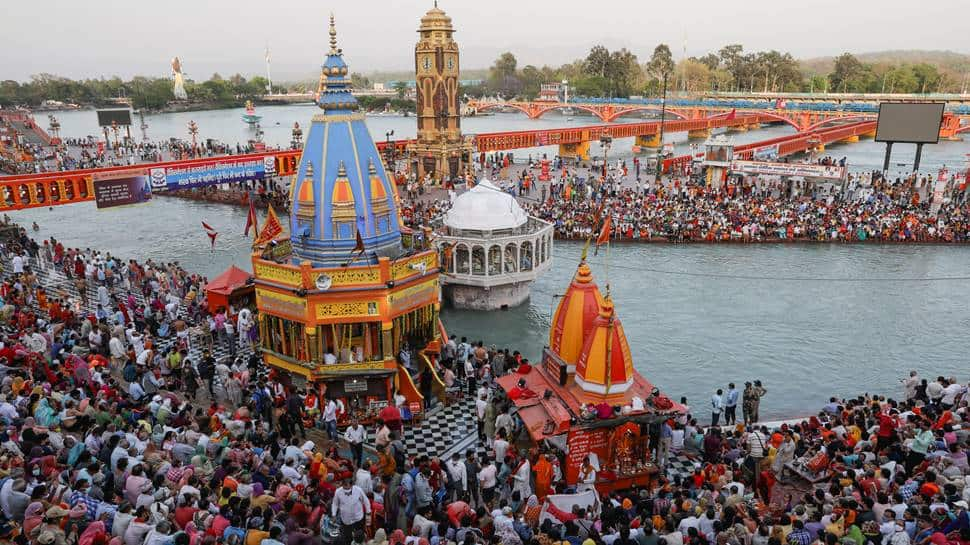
[410,4,470,183]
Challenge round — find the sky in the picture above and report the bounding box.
[3,0,968,83]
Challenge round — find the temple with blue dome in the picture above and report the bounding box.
[290,14,404,266]
[251,15,445,419]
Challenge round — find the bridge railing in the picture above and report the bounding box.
[0,149,301,211]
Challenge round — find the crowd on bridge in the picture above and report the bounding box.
[1,136,276,176]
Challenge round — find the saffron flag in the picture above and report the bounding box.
[725,108,736,121]
[352,230,365,254]
[244,195,257,237]
[594,213,611,255]
[254,204,284,246]
[202,221,218,250]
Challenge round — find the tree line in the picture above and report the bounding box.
[471,45,965,100]
[0,73,278,110]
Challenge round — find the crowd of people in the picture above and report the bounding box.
[532,164,970,243]
[0,214,964,545]
[2,129,276,176]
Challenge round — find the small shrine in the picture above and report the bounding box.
[251,16,445,425]
[497,259,682,492]
[436,179,554,310]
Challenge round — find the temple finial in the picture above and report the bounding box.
[329,13,338,54]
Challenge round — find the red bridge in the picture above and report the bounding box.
[466,99,969,138]
[0,113,915,212]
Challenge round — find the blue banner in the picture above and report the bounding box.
[149,157,267,191]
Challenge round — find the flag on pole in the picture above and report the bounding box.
[344,230,366,267]
[202,221,218,250]
[244,195,257,237]
[352,230,365,254]
[594,213,611,256]
[254,204,284,246]
[725,108,736,121]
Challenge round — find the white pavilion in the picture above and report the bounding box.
[436,180,554,310]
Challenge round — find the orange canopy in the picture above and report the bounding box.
[206,265,252,296]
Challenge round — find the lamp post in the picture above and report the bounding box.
[187,120,199,157]
[47,115,60,147]
[290,122,303,149]
[110,120,120,150]
[385,129,395,169]
[599,133,612,180]
[655,71,669,180]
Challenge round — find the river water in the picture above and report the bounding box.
[13,105,970,419]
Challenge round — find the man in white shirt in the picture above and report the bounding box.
[354,462,373,495]
[711,389,724,427]
[331,478,370,543]
[477,458,497,503]
[940,378,965,409]
[323,398,338,441]
[279,459,306,486]
[475,393,488,440]
[345,420,366,468]
[446,452,467,501]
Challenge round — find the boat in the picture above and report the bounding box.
[241,100,262,125]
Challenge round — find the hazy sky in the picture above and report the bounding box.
[3,0,968,82]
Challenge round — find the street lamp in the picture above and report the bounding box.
[187,120,199,157]
[290,122,303,149]
[47,115,60,147]
[385,129,395,169]
[110,120,120,149]
[599,133,612,179]
[655,71,669,180]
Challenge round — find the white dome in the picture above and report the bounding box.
[444,179,528,231]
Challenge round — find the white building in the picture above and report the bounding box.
[437,180,554,310]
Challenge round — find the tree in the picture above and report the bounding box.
[519,65,544,98]
[718,44,746,89]
[647,44,675,80]
[606,49,641,97]
[393,81,408,99]
[678,59,712,92]
[486,52,521,96]
[585,46,611,78]
[350,73,371,90]
[695,53,720,71]
[829,53,867,93]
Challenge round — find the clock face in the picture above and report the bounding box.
[315,273,332,291]
[447,58,455,70]
[422,57,432,71]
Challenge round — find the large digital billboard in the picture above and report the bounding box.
[875,102,945,144]
[96,109,133,127]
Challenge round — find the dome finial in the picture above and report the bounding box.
[328,13,338,54]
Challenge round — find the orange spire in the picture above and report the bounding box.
[574,296,635,396]
[549,260,606,367]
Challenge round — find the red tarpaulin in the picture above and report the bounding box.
[205,265,252,313]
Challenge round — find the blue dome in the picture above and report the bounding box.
[289,15,401,267]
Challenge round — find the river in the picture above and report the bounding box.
[12,104,970,419]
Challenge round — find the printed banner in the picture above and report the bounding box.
[149,157,266,190]
[752,144,779,162]
[92,169,152,209]
[730,160,846,180]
